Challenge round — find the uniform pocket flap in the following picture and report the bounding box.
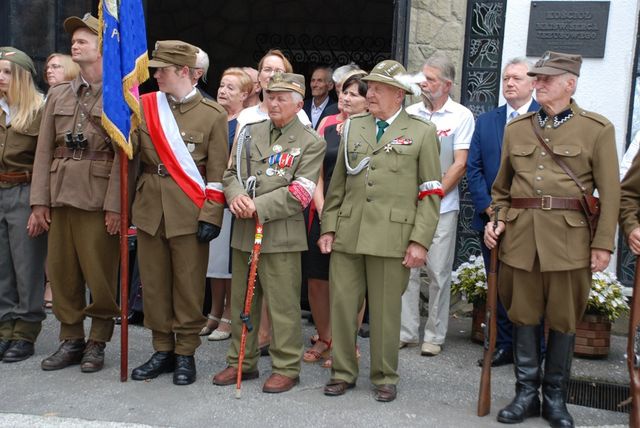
[390,207,415,224]
[553,145,581,157]
[338,203,352,217]
[563,213,588,228]
[91,162,112,178]
[512,144,537,156]
[182,130,204,144]
[505,208,522,222]
[53,100,75,116]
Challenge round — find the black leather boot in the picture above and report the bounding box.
[3,340,35,363]
[131,351,175,380]
[497,325,541,423]
[0,340,12,361]
[173,354,196,386]
[542,330,575,428]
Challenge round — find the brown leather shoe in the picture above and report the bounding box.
[41,339,85,371]
[373,384,397,402]
[212,366,259,386]
[81,340,106,373]
[262,373,299,393]
[324,379,355,396]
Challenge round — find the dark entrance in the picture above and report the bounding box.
[144,0,396,96]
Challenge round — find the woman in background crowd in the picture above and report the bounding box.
[43,53,79,88]
[202,68,252,341]
[0,47,47,362]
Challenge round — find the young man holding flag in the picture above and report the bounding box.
[129,41,228,386]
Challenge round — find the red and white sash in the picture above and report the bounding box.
[141,92,224,208]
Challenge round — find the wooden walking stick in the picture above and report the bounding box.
[235,216,264,399]
[627,258,640,427]
[478,209,500,416]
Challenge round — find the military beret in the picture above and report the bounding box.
[0,47,36,78]
[64,13,100,36]
[148,40,198,68]
[528,51,582,77]
[266,72,305,97]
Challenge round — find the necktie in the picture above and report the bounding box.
[508,111,519,123]
[376,120,389,142]
[270,127,281,144]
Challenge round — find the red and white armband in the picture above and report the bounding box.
[205,182,226,204]
[418,181,444,200]
[288,177,316,208]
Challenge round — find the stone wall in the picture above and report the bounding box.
[407,0,467,102]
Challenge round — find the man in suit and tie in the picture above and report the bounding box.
[467,58,538,367]
[303,66,338,129]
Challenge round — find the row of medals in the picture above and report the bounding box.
[266,144,301,177]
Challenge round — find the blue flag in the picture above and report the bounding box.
[100,0,149,159]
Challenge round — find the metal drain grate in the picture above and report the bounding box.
[567,378,630,413]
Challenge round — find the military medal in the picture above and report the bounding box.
[384,143,393,153]
[265,168,275,176]
[273,144,282,153]
[187,143,195,152]
[290,147,301,156]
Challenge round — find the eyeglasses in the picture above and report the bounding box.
[260,67,285,74]
[46,64,63,71]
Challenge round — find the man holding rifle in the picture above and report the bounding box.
[484,51,619,427]
[213,72,324,394]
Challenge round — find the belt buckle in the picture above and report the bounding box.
[157,164,168,177]
[72,149,84,161]
[541,195,552,210]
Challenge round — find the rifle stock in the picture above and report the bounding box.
[477,239,499,416]
[628,258,640,426]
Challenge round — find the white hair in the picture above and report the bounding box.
[195,49,210,82]
[291,91,303,103]
[332,63,362,84]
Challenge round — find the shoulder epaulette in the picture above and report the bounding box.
[302,125,322,140]
[408,113,432,125]
[576,109,610,126]
[201,97,225,113]
[350,112,371,120]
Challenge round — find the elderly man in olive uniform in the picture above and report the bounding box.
[213,72,325,393]
[31,13,121,373]
[318,60,442,402]
[485,52,619,427]
[128,41,228,386]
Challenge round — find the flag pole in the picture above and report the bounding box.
[119,150,130,382]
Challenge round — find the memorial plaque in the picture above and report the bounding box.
[527,1,610,58]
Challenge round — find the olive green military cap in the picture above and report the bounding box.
[0,47,36,78]
[148,40,198,68]
[528,51,582,77]
[64,13,100,36]
[267,72,305,97]
[362,60,412,94]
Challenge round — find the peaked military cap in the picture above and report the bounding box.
[267,72,305,97]
[64,13,100,36]
[148,40,198,68]
[528,51,582,77]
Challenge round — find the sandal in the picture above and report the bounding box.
[199,315,220,336]
[303,337,331,363]
[321,345,359,369]
[207,318,231,341]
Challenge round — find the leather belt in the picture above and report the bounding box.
[142,163,206,178]
[0,171,31,183]
[511,196,583,211]
[54,146,114,161]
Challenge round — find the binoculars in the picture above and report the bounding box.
[64,131,88,150]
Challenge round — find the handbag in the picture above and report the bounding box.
[529,117,600,240]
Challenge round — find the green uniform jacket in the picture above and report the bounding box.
[491,101,620,272]
[223,117,325,253]
[131,92,228,239]
[620,150,640,238]
[321,110,442,257]
[0,108,41,188]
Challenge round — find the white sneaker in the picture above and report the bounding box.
[398,341,418,350]
[421,342,441,356]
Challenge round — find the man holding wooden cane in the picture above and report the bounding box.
[213,72,324,393]
[484,51,619,427]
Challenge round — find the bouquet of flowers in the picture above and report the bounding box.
[451,254,487,305]
[587,271,629,322]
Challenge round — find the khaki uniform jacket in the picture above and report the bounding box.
[620,150,640,238]
[131,92,228,239]
[223,117,325,253]
[321,110,442,257]
[31,76,120,212]
[491,101,620,272]
[0,107,42,188]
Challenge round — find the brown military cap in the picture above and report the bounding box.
[64,13,100,36]
[0,47,36,78]
[148,40,198,68]
[267,72,306,97]
[528,51,582,77]
[362,60,412,94]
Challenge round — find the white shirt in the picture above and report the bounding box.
[406,97,475,213]
[0,98,10,125]
[621,131,640,180]
[236,104,311,135]
[310,96,330,128]
[505,98,533,123]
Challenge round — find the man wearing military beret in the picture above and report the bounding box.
[213,72,325,393]
[31,13,121,373]
[318,60,442,402]
[129,40,228,386]
[485,51,620,427]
